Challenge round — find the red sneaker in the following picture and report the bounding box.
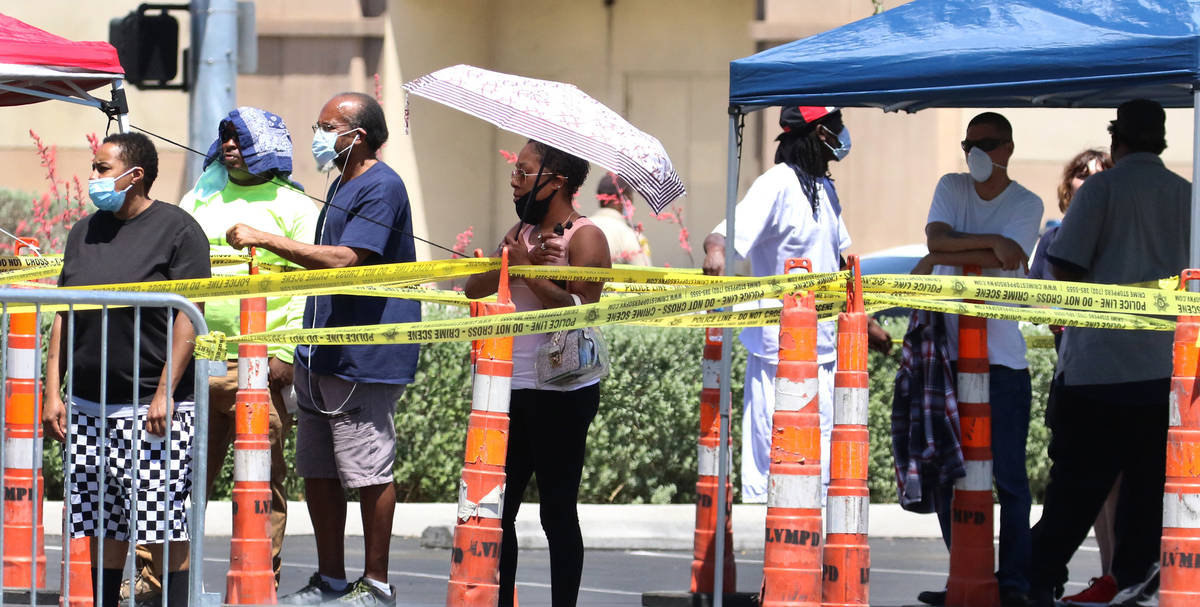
[1061,575,1117,607]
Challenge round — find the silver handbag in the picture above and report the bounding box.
[535,295,609,388]
[535,326,609,388]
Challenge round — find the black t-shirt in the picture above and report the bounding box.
[58,201,211,404]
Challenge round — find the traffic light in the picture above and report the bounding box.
[109,6,182,88]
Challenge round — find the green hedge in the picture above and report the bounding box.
[93,308,1059,504]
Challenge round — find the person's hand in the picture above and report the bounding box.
[146,394,170,437]
[268,356,294,394]
[867,317,893,355]
[42,393,67,443]
[910,255,935,275]
[226,223,266,250]
[702,246,725,276]
[503,233,532,266]
[529,232,566,265]
[991,237,1028,273]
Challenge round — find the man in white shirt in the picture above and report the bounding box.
[911,112,1043,607]
[702,106,890,504]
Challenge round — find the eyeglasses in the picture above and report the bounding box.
[511,167,561,181]
[312,123,348,134]
[961,138,1011,153]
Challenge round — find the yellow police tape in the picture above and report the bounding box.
[1,258,500,311]
[0,255,62,269]
[1,252,1194,355]
[204,271,847,352]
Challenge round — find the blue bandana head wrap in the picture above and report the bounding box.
[203,106,294,178]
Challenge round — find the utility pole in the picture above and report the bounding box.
[187,0,238,185]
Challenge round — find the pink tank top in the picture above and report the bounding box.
[510,217,598,391]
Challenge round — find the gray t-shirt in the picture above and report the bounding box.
[1048,152,1190,385]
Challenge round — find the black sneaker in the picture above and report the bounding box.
[917,589,947,606]
[279,572,351,605]
[334,577,396,606]
[999,587,1032,607]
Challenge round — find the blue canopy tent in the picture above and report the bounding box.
[706,2,1200,600]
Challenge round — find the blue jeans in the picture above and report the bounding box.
[934,365,1032,594]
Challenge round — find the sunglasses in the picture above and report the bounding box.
[961,138,1011,153]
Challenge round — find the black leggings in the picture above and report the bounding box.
[499,385,600,607]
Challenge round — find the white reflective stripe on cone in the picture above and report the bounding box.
[775,377,819,412]
[457,480,504,521]
[767,472,822,509]
[237,356,270,390]
[3,437,42,470]
[954,459,993,492]
[1170,389,1183,427]
[957,372,989,403]
[1163,492,1200,529]
[5,347,36,380]
[826,495,869,534]
[702,358,721,390]
[471,374,512,414]
[698,444,728,477]
[233,449,272,482]
[833,387,868,426]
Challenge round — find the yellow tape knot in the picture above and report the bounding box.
[193,331,227,360]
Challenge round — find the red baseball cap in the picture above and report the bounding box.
[780,106,839,132]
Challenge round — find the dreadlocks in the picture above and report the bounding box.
[775,128,831,218]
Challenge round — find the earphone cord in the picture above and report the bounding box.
[129,124,461,257]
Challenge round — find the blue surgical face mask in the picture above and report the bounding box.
[312,128,359,173]
[822,125,852,161]
[88,166,139,212]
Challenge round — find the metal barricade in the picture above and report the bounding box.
[0,287,215,606]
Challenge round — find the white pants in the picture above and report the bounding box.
[740,355,835,503]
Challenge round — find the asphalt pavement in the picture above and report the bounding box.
[31,535,1103,606]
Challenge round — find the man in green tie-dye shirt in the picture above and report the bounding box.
[129,107,317,602]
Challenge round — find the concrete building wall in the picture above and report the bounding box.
[0,1,1193,264]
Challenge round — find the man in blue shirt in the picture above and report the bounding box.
[226,92,419,606]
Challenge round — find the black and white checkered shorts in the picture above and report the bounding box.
[65,409,194,543]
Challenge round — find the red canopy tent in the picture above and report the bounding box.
[0,13,128,127]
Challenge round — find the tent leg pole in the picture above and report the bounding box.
[111,79,130,134]
[1191,87,1200,285]
[714,110,743,607]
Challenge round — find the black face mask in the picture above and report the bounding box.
[513,153,556,224]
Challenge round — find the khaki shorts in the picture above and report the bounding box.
[293,365,405,488]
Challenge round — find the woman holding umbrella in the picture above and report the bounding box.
[465,140,611,606]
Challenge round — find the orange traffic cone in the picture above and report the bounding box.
[690,327,737,594]
[446,247,516,606]
[59,536,92,607]
[1160,269,1200,605]
[3,306,46,592]
[225,254,277,604]
[762,258,823,607]
[822,255,870,606]
[945,265,1000,607]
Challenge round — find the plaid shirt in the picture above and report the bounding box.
[890,310,965,513]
